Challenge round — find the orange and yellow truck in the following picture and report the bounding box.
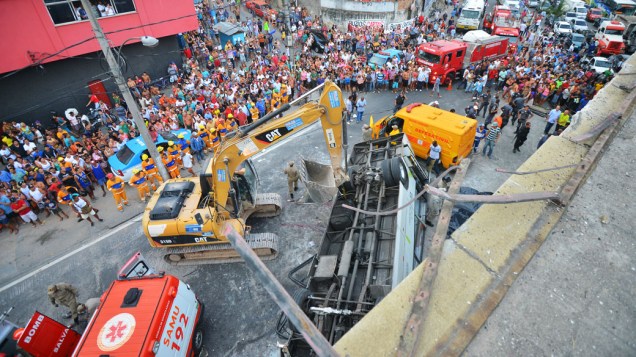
[372,103,477,168]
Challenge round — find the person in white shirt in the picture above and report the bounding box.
[104,3,115,16]
[23,140,37,155]
[428,140,442,175]
[182,151,195,177]
[71,194,103,226]
[97,2,107,16]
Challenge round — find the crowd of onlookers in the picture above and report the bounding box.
[0,0,618,234]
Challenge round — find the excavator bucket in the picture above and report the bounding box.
[300,158,338,203]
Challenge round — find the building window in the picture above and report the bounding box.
[44,0,136,25]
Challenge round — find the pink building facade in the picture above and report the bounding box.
[0,0,198,74]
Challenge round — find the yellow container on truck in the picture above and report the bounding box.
[372,103,477,168]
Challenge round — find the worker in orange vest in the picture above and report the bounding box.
[160,147,180,179]
[249,103,259,122]
[177,132,191,155]
[197,125,212,153]
[226,114,238,132]
[141,154,162,190]
[129,168,151,201]
[281,83,289,104]
[270,95,281,112]
[217,118,229,139]
[106,173,128,211]
[167,140,182,166]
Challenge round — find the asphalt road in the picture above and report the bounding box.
[0,82,548,356]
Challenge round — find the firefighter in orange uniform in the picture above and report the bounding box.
[271,92,282,113]
[281,83,289,104]
[160,147,180,179]
[196,125,210,152]
[217,118,229,139]
[106,173,128,211]
[167,140,182,166]
[129,168,151,201]
[141,154,162,190]
[177,133,191,155]
[209,127,219,151]
[226,113,238,133]
[249,103,259,121]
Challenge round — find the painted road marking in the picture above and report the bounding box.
[0,215,142,294]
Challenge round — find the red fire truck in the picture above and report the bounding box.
[13,253,205,357]
[416,30,510,84]
[595,20,627,55]
[483,5,521,38]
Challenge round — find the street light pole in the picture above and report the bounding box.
[80,0,169,181]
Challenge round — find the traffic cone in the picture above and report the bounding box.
[447,79,453,91]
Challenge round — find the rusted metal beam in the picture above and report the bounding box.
[397,159,471,357]
[223,224,339,357]
[428,186,560,204]
[495,163,579,175]
[570,112,621,143]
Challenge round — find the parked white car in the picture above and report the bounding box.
[572,19,589,33]
[583,56,614,74]
[554,21,573,35]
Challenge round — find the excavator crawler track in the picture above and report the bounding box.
[164,233,279,266]
[251,193,283,218]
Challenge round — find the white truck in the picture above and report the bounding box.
[595,20,627,55]
[457,0,486,30]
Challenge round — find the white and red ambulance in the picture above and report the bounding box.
[15,253,205,356]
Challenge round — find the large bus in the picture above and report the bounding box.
[600,0,636,15]
[457,0,486,30]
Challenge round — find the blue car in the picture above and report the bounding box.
[108,129,192,181]
[367,48,403,69]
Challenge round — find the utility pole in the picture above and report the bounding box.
[80,0,169,181]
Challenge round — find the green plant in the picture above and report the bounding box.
[547,0,568,19]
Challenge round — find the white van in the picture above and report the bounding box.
[574,5,588,19]
[457,0,486,30]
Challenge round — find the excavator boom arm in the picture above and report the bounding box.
[210,81,345,209]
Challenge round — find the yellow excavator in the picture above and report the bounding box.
[142,81,346,265]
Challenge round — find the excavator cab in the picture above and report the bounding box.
[228,161,258,216]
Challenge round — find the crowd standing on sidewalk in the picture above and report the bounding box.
[0,0,619,234]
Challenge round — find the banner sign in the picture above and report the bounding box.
[386,18,416,33]
[347,20,386,31]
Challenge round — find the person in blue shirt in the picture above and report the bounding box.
[256,98,266,116]
[35,169,46,183]
[90,161,108,197]
[474,123,486,153]
[0,188,19,226]
[0,169,12,184]
[189,132,205,163]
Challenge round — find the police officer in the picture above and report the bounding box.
[478,90,492,117]
[48,283,84,326]
[516,105,533,134]
[283,161,300,200]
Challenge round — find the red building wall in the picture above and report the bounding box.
[0,0,198,74]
